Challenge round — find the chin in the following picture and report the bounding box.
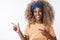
[36,18,40,20]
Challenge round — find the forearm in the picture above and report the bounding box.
[53,37,57,40]
[47,33,57,40]
[49,35,57,40]
[18,31,26,40]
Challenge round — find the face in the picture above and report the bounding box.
[33,7,42,21]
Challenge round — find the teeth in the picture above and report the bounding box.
[37,16,39,17]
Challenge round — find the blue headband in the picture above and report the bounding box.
[32,2,44,11]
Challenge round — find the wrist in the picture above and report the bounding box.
[17,30,21,34]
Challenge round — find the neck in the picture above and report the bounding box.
[35,20,42,24]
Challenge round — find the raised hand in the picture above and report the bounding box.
[12,22,20,33]
[12,23,27,40]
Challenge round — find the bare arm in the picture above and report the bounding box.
[12,23,27,40]
[17,31,26,40]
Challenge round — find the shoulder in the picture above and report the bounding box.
[25,23,30,30]
[24,24,30,36]
[46,25,56,37]
[45,24,53,30]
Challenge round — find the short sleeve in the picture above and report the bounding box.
[49,25,56,38]
[24,24,30,36]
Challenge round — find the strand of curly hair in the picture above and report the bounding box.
[25,0,54,26]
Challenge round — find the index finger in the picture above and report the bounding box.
[11,22,16,26]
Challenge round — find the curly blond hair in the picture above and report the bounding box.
[25,0,54,25]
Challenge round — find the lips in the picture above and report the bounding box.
[36,16,40,18]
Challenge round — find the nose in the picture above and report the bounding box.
[37,12,40,15]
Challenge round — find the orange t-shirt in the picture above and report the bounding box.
[24,23,56,40]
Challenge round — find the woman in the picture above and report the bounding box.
[12,0,57,40]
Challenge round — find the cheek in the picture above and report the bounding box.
[39,12,42,15]
[33,13,37,16]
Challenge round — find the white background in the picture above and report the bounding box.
[0,0,60,40]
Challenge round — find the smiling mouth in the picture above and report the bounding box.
[36,16,40,18]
